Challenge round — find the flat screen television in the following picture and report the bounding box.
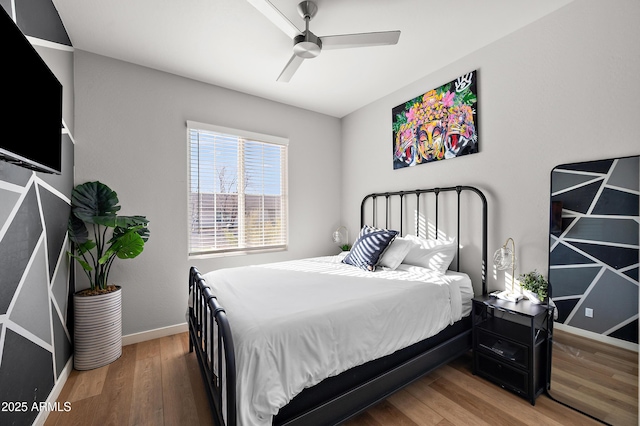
[0,7,63,174]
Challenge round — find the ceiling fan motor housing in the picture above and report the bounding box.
[294,32,322,58]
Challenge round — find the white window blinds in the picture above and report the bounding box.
[188,122,288,256]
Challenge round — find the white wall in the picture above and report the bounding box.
[73,52,342,334]
[341,0,640,293]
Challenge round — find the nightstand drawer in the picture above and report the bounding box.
[476,328,528,368]
[477,352,528,395]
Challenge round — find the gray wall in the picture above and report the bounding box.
[0,2,74,425]
[73,51,343,335]
[341,0,639,340]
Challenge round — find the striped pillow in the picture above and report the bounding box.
[343,226,398,271]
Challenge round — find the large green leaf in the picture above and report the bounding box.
[68,214,89,245]
[75,239,97,256]
[71,181,121,224]
[116,215,149,229]
[114,231,145,259]
[99,230,145,264]
[111,216,150,244]
[69,252,93,272]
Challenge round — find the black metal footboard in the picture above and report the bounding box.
[188,266,236,426]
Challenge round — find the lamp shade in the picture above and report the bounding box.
[332,226,348,246]
[492,237,522,302]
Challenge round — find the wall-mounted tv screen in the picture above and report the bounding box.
[0,7,63,174]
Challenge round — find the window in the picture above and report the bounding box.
[188,121,288,256]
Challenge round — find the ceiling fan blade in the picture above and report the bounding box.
[321,30,401,50]
[277,54,305,82]
[247,0,301,39]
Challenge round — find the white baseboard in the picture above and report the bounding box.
[554,322,639,352]
[33,356,74,426]
[122,322,188,346]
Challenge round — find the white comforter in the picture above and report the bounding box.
[202,255,473,426]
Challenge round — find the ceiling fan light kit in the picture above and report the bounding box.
[248,0,401,82]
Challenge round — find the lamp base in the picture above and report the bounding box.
[495,290,524,303]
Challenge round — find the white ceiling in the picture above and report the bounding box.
[52,0,573,118]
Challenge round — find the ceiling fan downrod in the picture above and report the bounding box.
[293,1,321,58]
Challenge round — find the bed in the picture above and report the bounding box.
[188,185,488,426]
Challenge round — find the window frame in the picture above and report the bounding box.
[187,120,289,258]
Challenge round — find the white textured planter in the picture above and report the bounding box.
[74,287,122,370]
[523,289,543,304]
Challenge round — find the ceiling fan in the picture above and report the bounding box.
[247,0,401,82]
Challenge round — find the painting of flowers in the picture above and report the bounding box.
[392,71,478,169]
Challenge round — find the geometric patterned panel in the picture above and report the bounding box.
[608,156,640,191]
[555,158,614,174]
[560,217,577,234]
[0,157,33,187]
[565,217,638,246]
[571,241,639,270]
[549,239,595,266]
[52,301,72,378]
[0,329,55,426]
[14,0,71,45]
[567,269,638,333]
[0,176,73,425]
[51,254,70,320]
[550,155,639,344]
[0,4,74,424]
[548,265,601,298]
[551,172,600,193]
[0,184,42,315]
[8,243,52,345]
[0,168,73,344]
[624,267,639,281]
[592,187,639,216]
[609,319,639,343]
[554,298,580,323]
[551,180,603,214]
[39,185,71,280]
[39,133,75,202]
[0,188,19,231]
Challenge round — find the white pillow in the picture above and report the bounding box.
[402,235,457,274]
[378,237,416,270]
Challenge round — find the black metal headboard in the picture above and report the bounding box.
[360,185,487,295]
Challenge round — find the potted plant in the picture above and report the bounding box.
[68,181,149,370]
[518,270,548,304]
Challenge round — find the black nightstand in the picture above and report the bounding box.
[471,295,554,405]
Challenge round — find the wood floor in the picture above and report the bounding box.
[44,332,625,426]
[549,329,638,426]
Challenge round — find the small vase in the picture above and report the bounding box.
[523,289,543,304]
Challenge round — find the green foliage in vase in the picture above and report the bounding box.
[518,270,548,301]
[68,181,150,292]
